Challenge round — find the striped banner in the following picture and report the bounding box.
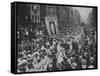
[45,16,58,36]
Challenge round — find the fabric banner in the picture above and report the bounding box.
[45,16,58,35]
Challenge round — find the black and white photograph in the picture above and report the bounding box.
[11,2,97,74]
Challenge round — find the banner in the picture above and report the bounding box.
[45,16,58,35]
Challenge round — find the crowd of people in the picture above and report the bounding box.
[17,23,97,73]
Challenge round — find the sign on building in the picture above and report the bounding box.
[29,4,40,23]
